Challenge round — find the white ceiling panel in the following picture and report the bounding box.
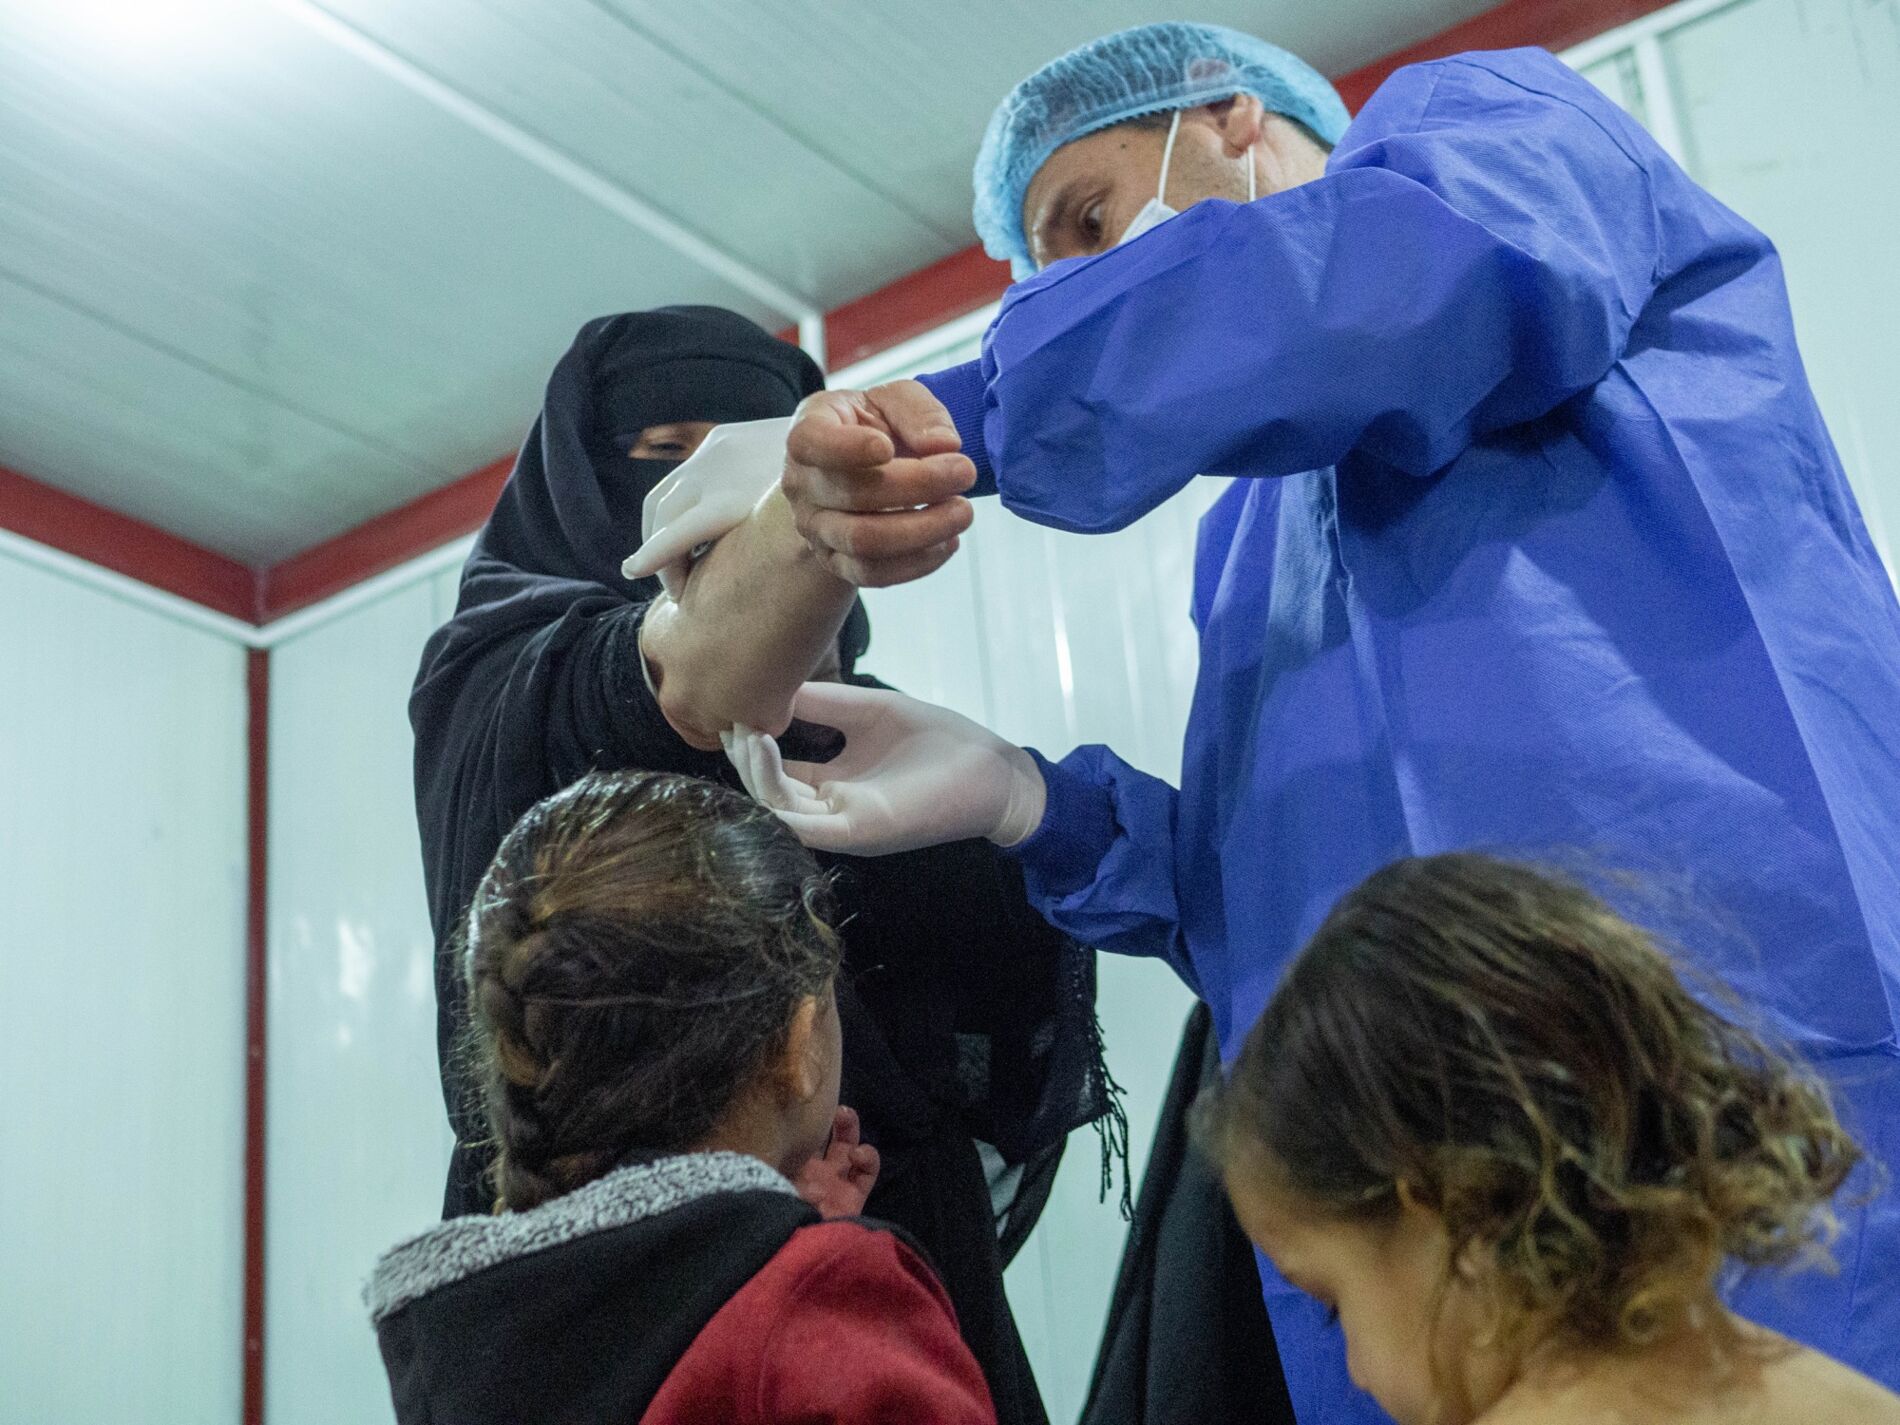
[310,0,967,298]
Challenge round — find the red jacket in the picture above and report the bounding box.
[646,1219,996,1424]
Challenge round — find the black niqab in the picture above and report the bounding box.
[475,307,823,592]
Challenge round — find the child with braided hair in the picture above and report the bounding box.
[1198,854,1899,1425]
[366,770,996,1424]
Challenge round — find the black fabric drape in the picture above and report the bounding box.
[1080,1003,1295,1425]
[409,308,1105,1425]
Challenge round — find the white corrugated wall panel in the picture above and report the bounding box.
[266,575,451,1425]
[1661,0,1900,581]
[0,548,247,1424]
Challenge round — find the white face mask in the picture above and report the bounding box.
[1115,106,1257,249]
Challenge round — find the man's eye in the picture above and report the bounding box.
[1080,201,1104,244]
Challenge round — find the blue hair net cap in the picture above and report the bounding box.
[973,22,1351,277]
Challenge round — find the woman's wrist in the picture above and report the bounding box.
[636,599,725,751]
[752,486,854,600]
[989,744,1050,848]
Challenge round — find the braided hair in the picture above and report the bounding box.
[464,770,840,1211]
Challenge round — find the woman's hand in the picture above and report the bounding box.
[792,1106,881,1218]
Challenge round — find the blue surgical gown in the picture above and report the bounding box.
[918,48,1900,1424]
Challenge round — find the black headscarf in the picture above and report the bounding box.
[476,307,813,588]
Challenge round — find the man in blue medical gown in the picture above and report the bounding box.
[653,25,1900,1421]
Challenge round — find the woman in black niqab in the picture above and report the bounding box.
[411,307,1113,1425]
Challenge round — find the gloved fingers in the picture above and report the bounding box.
[786,678,894,726]
[655,558,691,601]
[640,461,691,546]
[751,735,834,817]
[637,417,787,546]
[724,726,829,817]
[721,725,768,800]
[772,806,862,853]
[624,501,728,581]
[712,415,794,459]
[775,759,847,811]
[644,469,702,543]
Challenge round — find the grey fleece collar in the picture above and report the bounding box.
[364,1151,797,1323]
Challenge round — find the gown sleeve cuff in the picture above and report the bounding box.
[915,359,996,497]
[1005,748,1117,896]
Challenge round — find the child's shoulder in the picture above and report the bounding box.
[649,1215,994,1424]
[1757,1342,1900,1425]
[1482,1336,1900,1425]
[763,1216,953,1310]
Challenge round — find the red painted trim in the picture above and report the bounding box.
[1332,0,1678,109]
[774,247,1015,373]
[243,647,270,1425]
[258,456,511,622]
[824,245,1014,372]
[0,464,258,622]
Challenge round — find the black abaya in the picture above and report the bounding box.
[410,308,1108,1425]
[1080,1003,1295,1425]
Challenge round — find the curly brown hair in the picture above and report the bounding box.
[1197,853,1863,1354]
[462,770,840,1211]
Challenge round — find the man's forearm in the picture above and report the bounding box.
[639,488,857,746]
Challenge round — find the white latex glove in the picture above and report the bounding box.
[621,416,793,596]
[721,682,1047,855]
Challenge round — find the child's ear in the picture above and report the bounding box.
[1398,1179,1488,1284]
[1395,1178,1427,1215]
[779,995,823,1103]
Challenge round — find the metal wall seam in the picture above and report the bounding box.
[243,648,271,1425]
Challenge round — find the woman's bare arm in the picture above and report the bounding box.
[638,488,858,750]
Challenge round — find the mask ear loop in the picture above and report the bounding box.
[1157,107,1183,206]
[1243,106,1257,203]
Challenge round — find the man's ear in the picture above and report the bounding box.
[1206,93,1268,157]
